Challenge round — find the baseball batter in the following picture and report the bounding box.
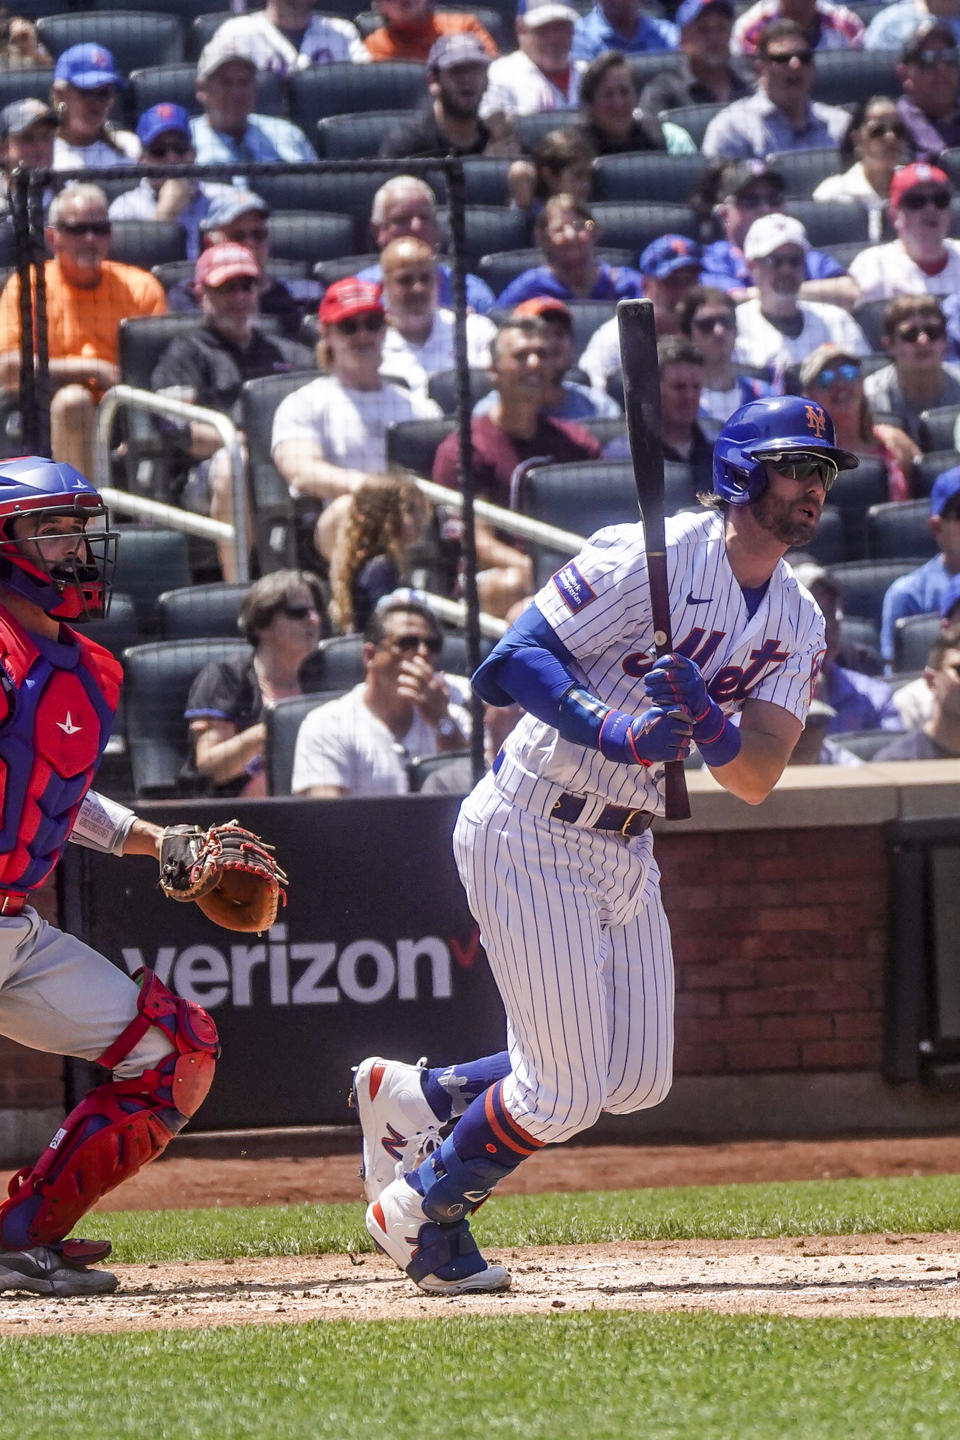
[0,456,276,1298]
[354,395,857,1294]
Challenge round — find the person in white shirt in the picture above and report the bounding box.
[812,95,911,242]
[733,213,869,383]
[480,0,586,119]
[378,236,495,396]
[849,161,960,303]
[676,284,771,421]
[198,0,369,75]
[272,278,440,560]
[292,597,470,797]
[51,44,139,171]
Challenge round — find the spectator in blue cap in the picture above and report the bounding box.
[640,0,752,114]
[879,468,960,664]
[51,43,139,171]
[579,233,701,391]
[108,104,234,259]
[165,187,321,337]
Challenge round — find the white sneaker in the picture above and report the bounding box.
[366,1175,511,1295]
[350,1056,443,1203]
[0,1245,118,1297]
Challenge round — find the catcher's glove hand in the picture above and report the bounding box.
[159,820,288,933]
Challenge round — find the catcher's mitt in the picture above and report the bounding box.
[159,820,287,933]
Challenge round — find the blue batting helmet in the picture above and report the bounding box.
[0,456,116,620]
[712,395,859,506]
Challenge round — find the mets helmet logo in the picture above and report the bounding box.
[804,403,827,438]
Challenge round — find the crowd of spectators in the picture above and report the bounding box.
[4,0,960,792]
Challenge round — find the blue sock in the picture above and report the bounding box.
[413,1081,544,1223]
[421,1051,511,1123]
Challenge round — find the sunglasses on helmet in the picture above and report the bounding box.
[762,451,838,487]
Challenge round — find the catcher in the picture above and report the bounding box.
[0,456,286,1298]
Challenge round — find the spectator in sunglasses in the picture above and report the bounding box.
[272,278,441,565]
[702,19,851,159]
[152,242,313,580]
[50,43,138,171]
[731,0,863,56]
[292,597,470,799]
[848,162,960,303]
[873,617,960,758]
[895,21,960,160]
[0,181,165,477]
[676,285,772,421]
[812,96,913,238]
[880,469,960,666]
[329,473,432,634]
[184,569,328,798]
[108,104,235,260]
[796,343,919,502]
[864,297,960,441]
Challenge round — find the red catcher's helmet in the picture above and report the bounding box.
[0,456,116,620]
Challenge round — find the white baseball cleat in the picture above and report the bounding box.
[0,1244,118,1297]
[350,1056,443,1204]
[366,1175,511,1295]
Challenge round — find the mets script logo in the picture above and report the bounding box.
[804,404,827,438]
[623,628,792,702]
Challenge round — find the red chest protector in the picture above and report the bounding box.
[0,607,121,891]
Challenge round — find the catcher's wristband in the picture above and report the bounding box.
[69,790,137,855]
[691,701,741,767]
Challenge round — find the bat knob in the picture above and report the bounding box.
[653,629,667,647]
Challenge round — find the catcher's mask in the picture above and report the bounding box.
[0,456,117,621]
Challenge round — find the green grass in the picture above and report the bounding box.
[94,1172,960,1264]
[3,1314,960,1440]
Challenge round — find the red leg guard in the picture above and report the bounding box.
[0,969,218,1249]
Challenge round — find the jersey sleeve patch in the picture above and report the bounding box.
[552,563,597,613]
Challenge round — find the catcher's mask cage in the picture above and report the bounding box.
[712,394,859,506]
[0,457,117,621]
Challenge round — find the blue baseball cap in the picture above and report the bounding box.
[639,233,701,279]
[675,0,734,28]
[930,466,960,517]
[136,102,191,149]
[200,189,268,232]
[54,43,125,90]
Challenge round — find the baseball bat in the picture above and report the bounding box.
[616,297,691,822]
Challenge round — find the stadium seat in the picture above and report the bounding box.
[86,591,142,656]
[267,210,357,265]
[840,727,903,760]
[0,68,54,114]
[588,201,699,257]
[658,101,726,148]
[119,312,203,389]
[477,246,634,299]
[460,157,513,207]
[312,252,380,288]
[788,198,871,248]
[265,690,344,796]
[765,147,843,198]
[786,503,845,565]
[827,458,891,559]
[912,449,959,497]
[851,297,890,354]
[941,146,960,191]
[129,61,284,120]
[514,110,578,150]
[240,370,318,573]
[840,612,881,659]
[123,637,252,797]
[894,613,941,672]
[516,460,639,536]
[591,152,708,205]
[157,581,249,639]
[918,405,960,454]
[257,170,437,252]
[36,11,185,72]
[189,10,230,59]
[440,205,532,271]
[428,367,495,413]
[811,48,900,106]
[865,499,936,561]
[315,109,415,159]
[407,749,472,793]
[627,49,685,88]
[287,60,426,130]
[385,416,457,477]
[153,257,308,291]
[299,633,365,692]
[825,558,918,627]
[110,218,187,269]
[112,526,192,632]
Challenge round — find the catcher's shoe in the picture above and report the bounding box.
[367,1176,511,1296]
[0,1242,119,1297]
[350,1056,443,1204]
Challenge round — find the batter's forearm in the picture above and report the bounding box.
[705,728,790,805]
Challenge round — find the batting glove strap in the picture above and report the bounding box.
[691,700,742,767]
[598,709,653,767]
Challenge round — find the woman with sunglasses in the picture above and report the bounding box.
[329,473,431,634]
[796,343,919,501]
[676,284,772,421]
[272,278,441,565]
[184,568,327,798]
[812,96,912,241]
[864,296,960,442]
[50,43,138,172]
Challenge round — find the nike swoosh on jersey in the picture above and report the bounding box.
[686,592,712,605]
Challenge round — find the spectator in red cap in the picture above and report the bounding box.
[152,242,313,580]
[495,194,645,307]
[272,278,440,562]
[848,162,960,303]
[474,296,621,419]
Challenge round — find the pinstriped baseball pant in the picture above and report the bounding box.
[453,772,674,1146]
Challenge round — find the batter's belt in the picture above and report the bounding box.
[491,751,657,838]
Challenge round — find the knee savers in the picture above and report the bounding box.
[0,969,218,1249]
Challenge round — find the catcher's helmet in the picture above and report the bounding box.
[712,395,859,506]
[0,456,116,620]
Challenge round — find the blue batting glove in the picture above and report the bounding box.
[599,704,693,766]
[644,654,710,717]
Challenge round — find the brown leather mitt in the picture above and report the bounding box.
[158,820,287,933]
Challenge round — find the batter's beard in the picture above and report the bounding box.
[752,488,819,548]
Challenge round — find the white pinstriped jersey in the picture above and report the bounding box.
[498,508,825,814]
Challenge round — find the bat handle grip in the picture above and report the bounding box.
[664,761,691,822]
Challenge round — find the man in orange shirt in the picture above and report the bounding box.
[364,0,498,62]
[0,181,166,476]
